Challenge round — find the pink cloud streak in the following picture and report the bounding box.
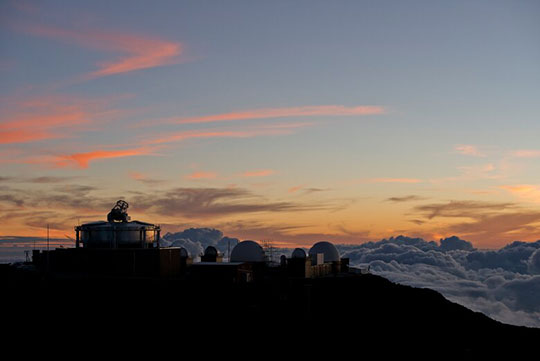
[16,23,182,78]
[54,147,156,168]
[169,105,384,125]
[144,122,313,145]
[241,169,275,177]
[0,94,131,144]
[370,178,423,184]
[186,171,218,180]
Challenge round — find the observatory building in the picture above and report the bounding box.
[282,241,349,278]
[31,201,351,281]
[75,200,160,249]
[32,201,181,277]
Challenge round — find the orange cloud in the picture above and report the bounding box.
[0,129,56,144]
[241,169,275,177]
[16,23,182,78]
[288,185,305,193]
[500,184,540,203]
[55,147,154,168]
[511,150,540,158]
[170,105,384,124]
[186,171,218,180]
[370,178,423,184]
[128,172,146,181]
[0,94,128,144]
[454,144,485,157]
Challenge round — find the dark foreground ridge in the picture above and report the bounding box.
[2,264,538,356]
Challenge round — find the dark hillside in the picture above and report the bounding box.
[2,266,538,356]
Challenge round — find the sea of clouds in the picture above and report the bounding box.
[160,229,540,328]
[335,236,540,328]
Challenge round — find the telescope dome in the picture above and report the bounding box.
[308,241,340,263]
[291,248,307,259]
[230,241,265,262]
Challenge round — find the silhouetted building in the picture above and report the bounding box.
[200,246,223,262]
[32,201,353,281]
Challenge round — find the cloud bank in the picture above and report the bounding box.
[338,236,540,327]
[159,228,240,259]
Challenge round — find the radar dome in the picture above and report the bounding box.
[291,248,307,259]
[308,241,340,263]
[230,241,265,263]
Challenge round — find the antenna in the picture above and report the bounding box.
[47,224,50,251]
[261,240,275,264]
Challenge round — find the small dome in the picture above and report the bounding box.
[179,247,190,258]
[291,248,307,259]
[230,241,265,262]
[308,241,340,263]
[204,246,218,257]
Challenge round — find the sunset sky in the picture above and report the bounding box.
[1,0,539,249]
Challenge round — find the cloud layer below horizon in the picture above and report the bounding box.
[337,236,540,328]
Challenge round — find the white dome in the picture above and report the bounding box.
[308,241,340,263]
[230,241,265,262]
[291,248,307,259]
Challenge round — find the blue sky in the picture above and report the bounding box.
[1,0,539,248]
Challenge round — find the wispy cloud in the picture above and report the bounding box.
[510,150,540,158]
[54,147,156,168]
[454,144,486,157]
[414,200,516,220]
[15,23,182,79]
[370,178,423,184]
[409,200,540,246]
[288,185,305,193]
[386,195,426,202]
[185,171,218,180]
[165,105,384,125]
[500,185,540,203]
[130,187,338,219]
[0,94,129,144]
[288,185,329,194]
[128,172,167,185]
[241,169,275,177]
[143,122,313,145]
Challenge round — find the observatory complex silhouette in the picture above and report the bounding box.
[32,200,351,281]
